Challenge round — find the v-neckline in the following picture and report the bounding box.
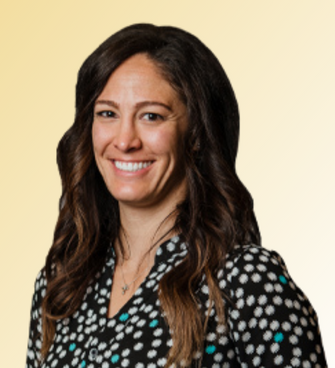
[104,235,184,321]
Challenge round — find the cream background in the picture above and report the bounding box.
[0,1,333,366]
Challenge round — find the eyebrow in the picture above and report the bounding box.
[95,99,172,112]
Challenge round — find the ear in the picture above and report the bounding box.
[192,139,201,152]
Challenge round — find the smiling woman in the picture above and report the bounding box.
[92,53,188,209]
[25,24,327,368]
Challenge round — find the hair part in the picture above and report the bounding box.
[40,24,260,367]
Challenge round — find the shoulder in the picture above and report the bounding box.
[221,244,291,290]
[218,244,315,321]
[30,267,47,320]
[226,243,285,268]
[33,267,47,296]
[216,245,327,366]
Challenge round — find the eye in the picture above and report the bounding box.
[96,110,117,118]
[142,113,164,122]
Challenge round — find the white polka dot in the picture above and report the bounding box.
[265,305,275,315]
[263,330,273,341]
[310,353,317,362]
[249,318,257,328]
[242,332,251,342]
[238,321,247,331]
[244,264,254,272]
[246,295,256,306]
[289,313,299,324]
[270,320,279,331]
[154,328,163,337]
[134,342,144,351]
[270,343,280,353]
[307,330,314,340]
[152,339,162,348]
[158,358,167,366]
[256,344,265,355]
[264,283,274,293]
[239,274,249,284]
[274,355,284,365]
[245,344,255,354]
[227,349,235,359]
[244,254,254,261]
[252,356,261,366]
[236,288,244,298]
[214,353,223,362]
[254,307,263,317]
[259,318,268,329]
[136,319,146,328]
[274,284,283,293]
[258,295,267,305]
[206,332,216,341]
[147,350,157,358]
[236,299,245,309]
[289,335,299,345]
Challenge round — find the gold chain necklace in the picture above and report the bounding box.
[118,209,177,295]
[119,229,150,295]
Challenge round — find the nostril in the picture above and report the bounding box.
[113,135,142,152]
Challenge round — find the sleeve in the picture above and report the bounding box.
[224,245,328,367]
[25,269,46,368]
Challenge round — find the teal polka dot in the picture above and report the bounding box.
[279,275,287,284]
[205,345,216,354]
[69,343,76,352]
[119,313,129,322]
[81,360,86,368]
[274,332,284,343]
[111,354,120,363]
[149,319,159,328]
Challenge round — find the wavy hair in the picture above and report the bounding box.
[41,24,260,367]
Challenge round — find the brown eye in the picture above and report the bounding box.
[143,113,164,121]
[97,110,116,118]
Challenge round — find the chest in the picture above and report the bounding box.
[41,244,237,367]
[44,292,171,368]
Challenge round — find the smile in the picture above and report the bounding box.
[114,160,153,172]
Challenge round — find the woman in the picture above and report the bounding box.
[26,24,327,367]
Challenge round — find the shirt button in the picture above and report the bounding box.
[89,347,98,360]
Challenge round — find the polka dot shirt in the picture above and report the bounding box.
[26,236,327,367]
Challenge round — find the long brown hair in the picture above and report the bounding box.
[41,24,260,366]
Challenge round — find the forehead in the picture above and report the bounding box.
[97,54,180,104]
[113,53,163,78]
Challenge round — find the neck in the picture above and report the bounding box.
[116,201,179,265]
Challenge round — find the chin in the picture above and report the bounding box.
[110,189,149,205]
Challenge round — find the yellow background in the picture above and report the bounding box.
[1,1,334,366]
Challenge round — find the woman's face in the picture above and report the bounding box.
[92,53,188,209]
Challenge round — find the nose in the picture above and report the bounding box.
[113,117,142,153]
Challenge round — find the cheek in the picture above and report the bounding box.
[145,128,181,157]
[91,123,111,178]
[92,122,109,156]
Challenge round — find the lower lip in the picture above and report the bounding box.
[111,161,153,176]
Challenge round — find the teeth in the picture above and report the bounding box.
[114,161,152,172]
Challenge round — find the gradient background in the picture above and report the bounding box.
[1,1,334,366]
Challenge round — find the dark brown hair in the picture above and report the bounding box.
[41,24,260,367]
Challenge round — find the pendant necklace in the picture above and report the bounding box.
[119,229,150,295]
[118,210,176,295]
[120,266,149,295]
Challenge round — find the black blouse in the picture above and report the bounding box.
[26,237,327,367]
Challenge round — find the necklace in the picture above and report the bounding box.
[118,210,177,295]
[119,229,150,295]
[120,265,149,295]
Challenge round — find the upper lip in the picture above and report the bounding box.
[111,159,154,162]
